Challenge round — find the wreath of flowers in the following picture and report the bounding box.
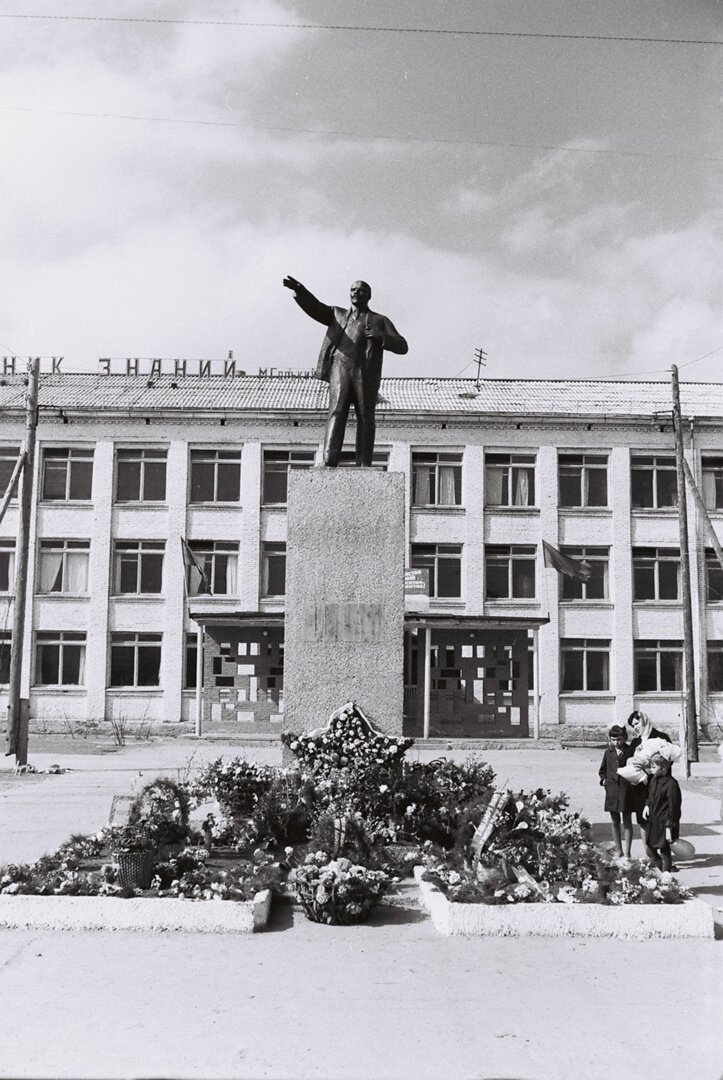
[281,702,414,778]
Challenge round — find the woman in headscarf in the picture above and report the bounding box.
[626,710,672,831]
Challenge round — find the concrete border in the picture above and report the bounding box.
[0,889,272,933]
[414,868,714,939]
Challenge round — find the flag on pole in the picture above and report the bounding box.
[180,537,212,595]
[542,540,592,582]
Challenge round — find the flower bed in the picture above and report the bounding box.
[0,889,272,933]
[414,868,713,939]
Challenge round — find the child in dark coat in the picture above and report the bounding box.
[598,724,634,858]
[642,753,682,872]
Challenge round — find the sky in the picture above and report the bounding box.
[0,0,721,382]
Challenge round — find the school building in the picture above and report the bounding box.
[1,371,723,739]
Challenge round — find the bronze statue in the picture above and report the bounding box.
[283,276,408,466]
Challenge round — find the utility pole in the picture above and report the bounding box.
[671,364,698,767]
[6,358,40,763]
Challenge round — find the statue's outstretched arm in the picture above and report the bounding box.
[283,276,333,326]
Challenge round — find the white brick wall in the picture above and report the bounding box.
[1,403,722,732]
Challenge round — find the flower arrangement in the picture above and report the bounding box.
[281,702,414,779]
[617,738,683,785]
[290,852,389,924]
[128,778,190,848]
[0,833,124,897]
[420,785,692,907]
[104,823,155,853]
[191,758,276,821]
[151,848,284,901]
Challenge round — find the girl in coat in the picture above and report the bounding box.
[598,724,635,857]
[642,753,682,872]
[626,710,671,828]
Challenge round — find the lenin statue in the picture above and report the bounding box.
[283,276,408,467]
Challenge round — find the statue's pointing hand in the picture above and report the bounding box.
[283,275,302,292]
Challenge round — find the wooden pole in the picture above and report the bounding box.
[6,359,40,762]
[671,365,698,764]
[532,627,541,740]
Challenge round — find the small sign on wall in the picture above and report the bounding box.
[405,567,430,611]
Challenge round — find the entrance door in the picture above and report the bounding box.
[403,628,530,737]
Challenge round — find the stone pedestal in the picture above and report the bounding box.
[284,469,405,735]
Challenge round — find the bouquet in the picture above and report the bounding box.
[617,738,682,785]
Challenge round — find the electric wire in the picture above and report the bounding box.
[3,105,720,162]
[0,13,720,46]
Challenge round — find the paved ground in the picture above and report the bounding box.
[0,737,721,1080]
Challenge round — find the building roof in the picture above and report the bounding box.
[1,373,723,419]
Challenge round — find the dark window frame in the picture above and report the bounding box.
[41,448,94,502]
[115,447,168,503]
[485,453,536,508]
[113,540,165,595]
[634,639,683,692]
[261,449,316,505]
[560,638,611,693]
[189,449,242,504]
[410,543,463,598]
[558,452,609,508]
[411,451,463,507]
[485,544,536,600]
[34,630,87,686]
[109,632,162,688]
[632,547,680,602]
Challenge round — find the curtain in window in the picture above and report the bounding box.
[39,552,64,593]
[225,555,238,594]
[413,466,431,505]
[1,550,15,591]
[65,552,88,593]
[438,466,456,505]
[514,469,529,506]
[75,646,86,684]
[485,467,503,505]
[702,471,717,509]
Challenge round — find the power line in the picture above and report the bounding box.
[678,344,723,369]
[0,13,720,46]
[3,105,720,163]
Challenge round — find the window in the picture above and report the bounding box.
[189,449,241,503]
[705,550,723,603]
[485,545,536,599]
[410,544,462,598]
[262,449,316,504]
[262,542,286,597]
[0,631,10,683]
[34,631,86,686]
[708,641,723,692]
[702,457,723,511]
[558,453,608,508]
[634,639,682,692]
[336,450,389,470]
[0,446,21,501]
[42,448,94,501]
[116,448,167,502]
[113,541,165,594]
[0,540,15,593]
[38,540,89,594]
[412,452,462,506]
[485,453,536,507]
[560,546,609,601]
[184,632,204,690]
[186,541,238,596]
[633,548,680,601]
[110,632,162,687]
[630,455,677,509]
[561,639,610,692]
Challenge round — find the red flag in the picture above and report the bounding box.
[543,540,592,582]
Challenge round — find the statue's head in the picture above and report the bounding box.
[350,280,371,308]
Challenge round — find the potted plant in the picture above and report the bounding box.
[106,824,157,890]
